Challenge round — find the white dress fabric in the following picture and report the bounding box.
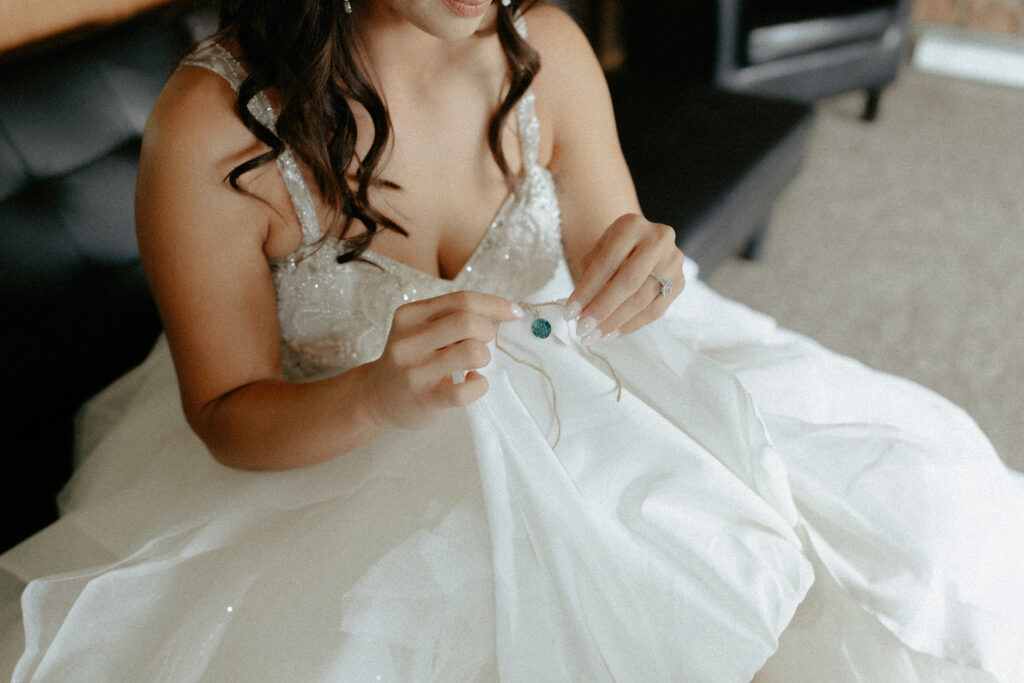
[2,37,1024,682]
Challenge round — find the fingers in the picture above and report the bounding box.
[394,289,521,328]
[406,338,491,414]
[437,370,490,407]
[567,215,656,315]
[390,310,497,368]
[370,290,516,430]
[598,250,685,338]
[409,338,492,388]
[390,289,520,367]
[567,215,684,342]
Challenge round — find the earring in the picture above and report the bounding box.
[343,0,352,14]
[501,0,511,6]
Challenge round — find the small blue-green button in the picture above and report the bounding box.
[531,318,552,339]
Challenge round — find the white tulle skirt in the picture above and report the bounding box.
[2,264,1023,681]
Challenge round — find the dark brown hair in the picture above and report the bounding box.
[218,0,542,264]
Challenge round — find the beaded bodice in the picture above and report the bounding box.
[180,35,564,381]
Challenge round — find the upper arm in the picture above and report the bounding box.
[525,5,643,278]
[135,67,284,428]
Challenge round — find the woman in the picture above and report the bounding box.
[2,0,1023,680]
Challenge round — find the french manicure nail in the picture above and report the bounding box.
[580,328,602,346]
[607,329,621,339]
[577,316,596,336]
[510,302,525,319]
[563,301,582,320]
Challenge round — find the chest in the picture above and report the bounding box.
[265,89,553,278]
[365,82,551,272]
[367,126,516,279]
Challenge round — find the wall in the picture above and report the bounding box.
[913,0,1024,34]
[0,0,175,53]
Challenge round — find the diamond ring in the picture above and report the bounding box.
[650,272,673,298]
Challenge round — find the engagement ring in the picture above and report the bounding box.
[650,272,673,298]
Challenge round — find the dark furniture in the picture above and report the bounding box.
[0,1,813,552]
[600,0,914,270]
[611,1,815,271]
[715,0,914,120]
[0,4,214,552]
[610,80,812,269]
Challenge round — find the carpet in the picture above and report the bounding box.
[708,67,1024,471]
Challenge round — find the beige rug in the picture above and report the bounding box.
[708,67,1024,471]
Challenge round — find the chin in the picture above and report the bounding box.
[437,2,498,40]
[381,0,498,42]
[441,0,494,20]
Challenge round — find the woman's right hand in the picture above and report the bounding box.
[361,290,522,431]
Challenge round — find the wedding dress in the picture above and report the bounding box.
[2,37,1023,682]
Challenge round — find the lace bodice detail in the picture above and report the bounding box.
[180,34,564,381]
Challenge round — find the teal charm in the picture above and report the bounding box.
[531,318,552,339]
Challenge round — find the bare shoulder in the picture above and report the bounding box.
[137,62,280,256]
[522,4,611,149]
[523,4,604,91]
[522,3,594,67]
[141,63,261,184]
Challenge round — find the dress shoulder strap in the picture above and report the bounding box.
[179,41,324,249]
[512,15,541,172]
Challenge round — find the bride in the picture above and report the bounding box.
[2,0,1023,680]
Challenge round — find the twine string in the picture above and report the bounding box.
[491,299,624,449]
[494,323,563,449]
[587,346,623,403]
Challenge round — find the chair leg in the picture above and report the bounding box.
[863,87,881,122]
[741,224,768,261]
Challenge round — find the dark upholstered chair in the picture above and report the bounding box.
[0,5,216,552]
[715,0,914,120]
[609,78,812,270]
[612,1,815,272]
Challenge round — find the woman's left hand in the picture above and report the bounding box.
[566,214,685,344]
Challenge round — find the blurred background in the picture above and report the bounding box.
[1,0,1022,550]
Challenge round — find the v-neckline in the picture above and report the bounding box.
[357,182,521,283]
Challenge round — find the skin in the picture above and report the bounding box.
[135,0,684,471]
